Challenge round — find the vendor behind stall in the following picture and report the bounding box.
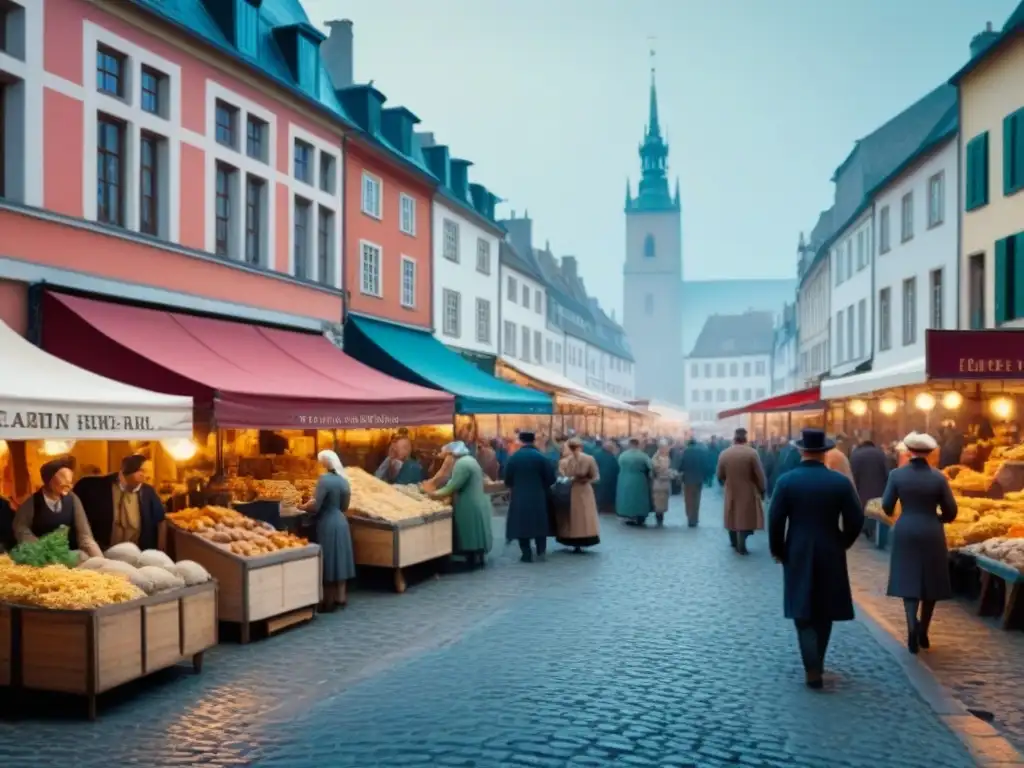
[13,458,102,559]
[74,454,165,551]
[374,435,424,485]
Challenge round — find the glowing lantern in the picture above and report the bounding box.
[848,399,868,417]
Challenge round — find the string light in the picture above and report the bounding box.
[915,392,936,412]
[941,391,963,410]
[848,400,868,416]
[879,399,899,416]
[991,397,1014,421]
[40,440,75,457]
[161,438,198,462]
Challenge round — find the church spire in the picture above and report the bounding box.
[647,62,661,140]
[629,45,678,214]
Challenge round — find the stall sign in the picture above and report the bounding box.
[0,405,191,439]
[926,329,1024,379]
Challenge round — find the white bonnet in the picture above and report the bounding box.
[902,431,937,453]
[443,441,471,457]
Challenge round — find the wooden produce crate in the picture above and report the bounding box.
[168,526,321,644]
[0,582,217,719]
[349,511,453,593]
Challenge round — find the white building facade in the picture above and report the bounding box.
[499,258,548,367]
[829,211,873,377]
[687,354,771,426]
[771,305,799,395]
[433,199,501,356]
[797,255,831,387]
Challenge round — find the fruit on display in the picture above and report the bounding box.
[166,506,309,557]
[961,537,1024,570]
[346,468,450,522]
[943,466,992,494]
[8,526,79,568]
[0,554,145,609]
[992,444,1024,461]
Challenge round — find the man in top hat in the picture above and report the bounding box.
[502,431,556,562]
[768,428,864,689]
[716,427,767,554]
[74,454,166,551]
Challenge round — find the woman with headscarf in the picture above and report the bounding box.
[556,437,601,552]
[298,450,356,611]
[14,458,102,559]
[651,439,676,526]
[616,438,654,525]
[427,441,493,567]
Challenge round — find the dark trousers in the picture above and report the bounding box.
[518,537,546,557]
[794,619,833,673]
[683,484,702,526]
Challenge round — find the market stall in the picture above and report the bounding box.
[716,386,824,441]
[642,400,691,439]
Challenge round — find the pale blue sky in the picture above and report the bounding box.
[305,0,1017,317]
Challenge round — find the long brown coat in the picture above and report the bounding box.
[717,442,766,532]
[557,452,601,542]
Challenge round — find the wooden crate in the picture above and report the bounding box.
[2,581,217,719]
[168,527,321,643]
[349,512,453,593]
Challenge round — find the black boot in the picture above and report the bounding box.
[655,514,664,527]
[736,532,750,555]
[728,531,738,549]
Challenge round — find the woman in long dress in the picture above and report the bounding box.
[556,437,601,552]
[300,450,356,612]
[651,440,675,526]
[881,432,958,653]
[428,442,493,568]
[616,438,654,525]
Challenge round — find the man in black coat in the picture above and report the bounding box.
[503,432,556,563]
[675,437,709,527]
[74,454,165,551]
[850,438,890,539]
[768,429,864,689]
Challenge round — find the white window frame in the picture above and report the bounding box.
[361,171,382,219]
[288,123,342,285]
[507,275,518,302]
[902,277,917,345]
[442,288,461,337]
[399,192,416,235]
[476,237,491,274]
[928,172,944,228]
[400,255,416,308]
[475,298,490,343]
[503,320,516,357]
[359,239,383,297]
[1,0,43,206]
[901,191,914,242]
[442,218,459,262]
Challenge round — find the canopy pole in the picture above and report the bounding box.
[787,411,792,439]
[215,425,224,476]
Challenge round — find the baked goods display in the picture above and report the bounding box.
[960,537,1024,570]
[0,554,145,609]
[166,506,309,557]
[346,468,449,522]
[943,465,992,494]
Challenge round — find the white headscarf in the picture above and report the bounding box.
[318,449,345,476]
[443,441,471,457]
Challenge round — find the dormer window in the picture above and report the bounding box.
[272,22,325,96]
[236,0,259,58]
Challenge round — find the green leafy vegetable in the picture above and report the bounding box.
[9,526,79,568]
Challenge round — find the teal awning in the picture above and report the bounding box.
[343,315,552,415]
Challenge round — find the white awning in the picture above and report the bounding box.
[0,320,193,440]
[821,357,926,400]
[498,356,640,413]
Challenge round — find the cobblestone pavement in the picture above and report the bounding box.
[848,537,1024,753]
[0,491,982,767]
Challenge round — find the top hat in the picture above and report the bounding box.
[794,428,835,453]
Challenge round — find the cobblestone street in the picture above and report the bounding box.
[0,491,1003,767]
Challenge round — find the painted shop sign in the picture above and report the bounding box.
[0,404,192,440]
[926,329,1024,379]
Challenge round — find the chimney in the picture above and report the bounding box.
[421,145,450,186]
[970,21,999,59]
[337,84,386,135]
[322,19,354,88]
[562,255,578,282]
[381,106,419,156]
[416,131,436,148]
[449,158,472,201]
[500,215,532,256]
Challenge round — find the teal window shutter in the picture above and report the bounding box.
[1007,108,1024,196]
[1014,233,1024,320]
[995,237,1009,325]
[980,132,991,207]
[966,132,990,211]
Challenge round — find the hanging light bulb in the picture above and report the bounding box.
[991,397,1015,421]
[848,399,868,417]
[915,392,936,412]
[879,398,899,416]
[40,439,75,457]
[942,391,963,410]
[161,438,198,462]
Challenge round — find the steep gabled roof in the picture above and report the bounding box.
[950,1,1024,85]
[688,312,775,359]
[499,241,545,283]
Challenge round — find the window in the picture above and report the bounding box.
[236,0,259,57]
[845,240,852,277]
[137,132,161,236]
[214,162,234,255]
[965,131,990,211]
[140,67,165,116]
[742,361,751,377]
[755,361,765,375]
[503,321,516,356]
[507,276,517,302]
[928,172,944,227]
[856,230,865,270]
[900,192,913,242]
[730,389,739,402]
[902,277,917,345]
[246,116,267,162]
[96,46,125,97]
[692,390,700,403]
[834,249,842,286]
[836,309,844,362]
[555,344,561,364]
[704,389,712,401]
[969,254,985,329]
[96,115,125,226]
[1005,109,1024,196]
[644,294,654,314]
[442,289,460,337]
[755,389,765,399]
[476,299,490,343]
[879,287,892,350]
[704,364,712,377]
[847,304,854,360]
[522,284,529,305]
[743,388,752,401]
[244,176,263,265]
[294,140,312,183]
[401,257,416,308]
[643,234,655,258]
[716,389,725,403]
[476,239,491,274]
[360,241,382,296]
[546,339,553,362]
[319,153,336,194]
[534,331,542,363]
[929,269,943,329]
[857,298,866,358]
[361,172,382,218]
[729,362,738,376]
[399,193,416,235]
[691,364,699,378]
[995,234,1024,325]
[442,219,459,261]
[293,198,311,280]
[0,84,6,198]
[521,326,530,361]
[879,206,890,254]
[215,100,238,149]
[317,207,333,285]
[535,290,543,314]
[716,363,725,377]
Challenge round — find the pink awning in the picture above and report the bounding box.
[42,292,453,428]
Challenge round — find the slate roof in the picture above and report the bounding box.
[498,241,545,283]
[950,1,1024,84]
[687,311,775,359]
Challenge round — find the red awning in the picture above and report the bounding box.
[42,292,454,428]
[717,386,823,420]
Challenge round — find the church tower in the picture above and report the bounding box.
[623,60,684,404]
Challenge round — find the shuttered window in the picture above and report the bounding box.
[1003,108,1024,196]
[966,132,990,211]
[994,233,1024,325]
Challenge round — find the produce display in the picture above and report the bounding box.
[347,468,449,522]
[865,496,1024,549]
[167,506,309,557]
[960,537,1024,570]
[943,465,992,494]
[79,542,212,594]
[0,554,144,609]
[9,526,79,568]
